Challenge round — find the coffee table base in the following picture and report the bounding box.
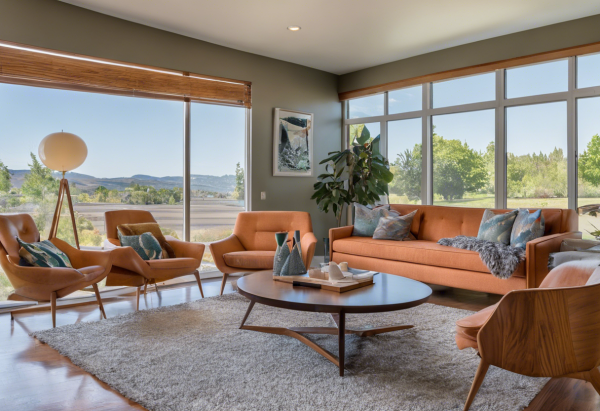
[239,301,414,376]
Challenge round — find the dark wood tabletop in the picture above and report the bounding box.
[237,270,432,314]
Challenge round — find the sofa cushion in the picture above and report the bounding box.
[510,209,545,249]
[352,203,398,237]
[332,237,525,277]
[223,251,275,269]
[373,210,417,241]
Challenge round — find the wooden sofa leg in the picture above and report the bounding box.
[463,359,490,411]
[51,291,57,328]
[193,271,204,298]
[92,283,107,319]
[220,273,229,296]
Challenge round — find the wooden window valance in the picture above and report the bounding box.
[339,41,600,101]
[0,40,251,107]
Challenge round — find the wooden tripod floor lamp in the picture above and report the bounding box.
[38,132,88,249]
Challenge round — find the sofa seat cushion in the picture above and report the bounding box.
[223,251,275,269]
[332,237,525,277]
[455,303,498,350]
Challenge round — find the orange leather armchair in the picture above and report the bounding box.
[210,211,317,295]
[104,210,205,309]
[0,214,113,328]
[456,260,600,410]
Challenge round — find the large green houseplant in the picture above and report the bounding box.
[312,124,394,227]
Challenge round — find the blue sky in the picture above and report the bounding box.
[350,57,600,162]
[0,83,245,178]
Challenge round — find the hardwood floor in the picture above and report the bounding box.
[1,279,598,411]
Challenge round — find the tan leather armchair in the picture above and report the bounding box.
[0,214,113,328]
[455,260,600,410]
[104,210,205,309]
[210,211,317,295]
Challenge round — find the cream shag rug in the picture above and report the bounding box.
[32,293,548,411]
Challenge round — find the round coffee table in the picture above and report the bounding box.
[237,270,432,376]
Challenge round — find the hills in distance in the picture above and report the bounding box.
[8,170,236,194]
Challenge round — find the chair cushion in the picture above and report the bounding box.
[539,260,600,288]
[455,303,498,350]
[223,251,275,269]
[17,238,73,268]
[146,257,199,270]
[332,237,525,277]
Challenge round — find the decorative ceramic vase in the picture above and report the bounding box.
[280,230,306,276]
[273,232,289,276]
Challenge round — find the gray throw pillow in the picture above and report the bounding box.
[352,203,399,237]
[118,232,163,260]
[477,209,518,245]
[510,209,545,249]
[373,210,417,241]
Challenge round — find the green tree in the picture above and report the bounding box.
[0,160,11,193]
[579,134,600,186]
[95,185,109,202]
[432,134,487,200]
[233,162,245,200]
[390,146,422,202]
[21,153,58,202]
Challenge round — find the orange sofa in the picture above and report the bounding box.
[329,205,580,295]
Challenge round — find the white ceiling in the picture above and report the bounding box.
[61,0,600,75]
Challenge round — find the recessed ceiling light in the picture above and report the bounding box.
[287,26,301,31]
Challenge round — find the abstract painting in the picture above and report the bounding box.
[273,108,313,177]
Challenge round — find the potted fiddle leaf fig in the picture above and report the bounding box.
[312,124,394,228]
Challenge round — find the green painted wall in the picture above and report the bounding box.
[339,14,600,93]
[0,0,341,253]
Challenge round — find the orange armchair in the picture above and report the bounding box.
[104,210,205,309]
[0,214,113,328]
[456,260,600,410]
[210,211,317,295]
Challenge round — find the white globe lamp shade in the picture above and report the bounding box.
[38,132,88,173]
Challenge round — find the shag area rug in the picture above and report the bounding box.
[32,293,548,411]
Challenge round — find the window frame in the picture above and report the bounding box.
[343,55,600,213]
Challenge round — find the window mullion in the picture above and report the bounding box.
[183,99,191,242]
[568,56,577,210]
[496,69,507,209]
[422,83,432,205]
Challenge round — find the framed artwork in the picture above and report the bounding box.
[273,108,314,177]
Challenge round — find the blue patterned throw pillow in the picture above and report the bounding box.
[373,210,417,241]
[352,203,399,237]
[118,232,163,260]
[510,209,545,249]
[17,238,73,268]
[477,209,518,245]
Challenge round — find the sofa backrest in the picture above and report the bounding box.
[388,205,578,242]
[233,211,313,251]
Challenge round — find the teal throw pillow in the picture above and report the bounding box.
[510,209,545,249]
[373,210,417,241]
[352,203,399,237]
[119,232,163,260]
[477,209,518,245]
[17,238,73,268]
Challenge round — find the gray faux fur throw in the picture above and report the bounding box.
[438,235,525,279]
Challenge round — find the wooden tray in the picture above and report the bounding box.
[273,274,374,293]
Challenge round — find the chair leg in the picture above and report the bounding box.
[463,359,490,411]
[585,367,600,395]
[92,283,107,319]
[220,273,228,296]
[50,291,57,328]
[135,286,141,311]
[143,279,148,295]
[193,270,204,298]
